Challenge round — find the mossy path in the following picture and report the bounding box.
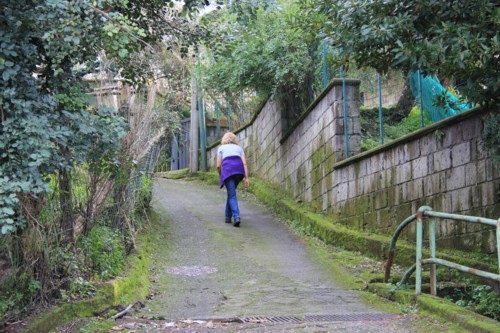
[113,178,456,332]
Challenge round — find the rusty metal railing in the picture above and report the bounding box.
[384,206,500,296]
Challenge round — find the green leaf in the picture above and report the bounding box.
[1,224,16,234]
[2,207,15,215]
[118,48,128,58]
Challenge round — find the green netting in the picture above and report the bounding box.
[410,71,472,123]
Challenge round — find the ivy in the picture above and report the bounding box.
[0,0,205,236]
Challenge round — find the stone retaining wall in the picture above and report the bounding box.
[207,80,499,252]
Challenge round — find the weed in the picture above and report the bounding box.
[0,272,40,321]
[60,277,96,302]
[399,303,418,314]
[443,277,500,321]
[135,174,153,211]
[80,225,125,279]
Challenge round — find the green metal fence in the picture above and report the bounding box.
[385,206,500,296]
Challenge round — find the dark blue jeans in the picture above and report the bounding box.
[224,175,243,219]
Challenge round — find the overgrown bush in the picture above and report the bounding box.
[360,106,432,151]
[135,174,153,211]
[482,112,500,165]
[444,281,500,321]
[80,225,125,279]
[384,106,432,139]
[0,272,40,322]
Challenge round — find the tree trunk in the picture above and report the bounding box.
[58,168,75,244]
[190,76,199,173]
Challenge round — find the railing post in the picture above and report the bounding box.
[415,206,433,295]
[416,212,423,295]
[429,218,437,296]
[377,72,384,144]
[497,219,500,275]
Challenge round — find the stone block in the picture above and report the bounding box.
[442,125,463,148]
[395,163,412,184]
[357,176,365,194]
[420,133,437,156]
[476,160,487,183]
[355,160,368,178]
[394,144,410,165]
[347,165,356,181]
[366,175,377,195]
[472,138,488,160]
[479,181,497,206]
[465,162,478,186]
[334,118,344,134]
[396,183,409,205]
[450,187,472,212]
[451,142,471,167]
[446,165,466,191]
[363,210,378,230]
[337,182,349,202]
[408,178,424,201]
[374,190,389,209]
[423,173,437,197]
[412,156,428,179]
[407,141,421,160]
[485,158,498,181]
[433,149,452,172]
[392,203,412,225]
[377,208,392,229]
[461,117,482,141]
[332,102,344,119]
[369,154,384,173]
[348,180,357,199]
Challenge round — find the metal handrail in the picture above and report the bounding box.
[384,214,416,282]
[385,206,499,296]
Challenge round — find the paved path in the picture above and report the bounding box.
[125,179,452,332]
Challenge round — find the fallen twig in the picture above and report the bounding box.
[111,303,134,320]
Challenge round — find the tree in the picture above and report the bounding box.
[305,0,499,108]
[198,0,320,128]
[0,0,203,238]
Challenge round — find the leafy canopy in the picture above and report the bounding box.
[0,0,204,234]
[305,0,499,108]
[199,0,316,98]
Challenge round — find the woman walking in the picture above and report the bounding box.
[217,132,249,227]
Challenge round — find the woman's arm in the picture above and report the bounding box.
[216,155,222,175]
[241,154,249,187]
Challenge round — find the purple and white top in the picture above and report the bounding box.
[217,144,245,188]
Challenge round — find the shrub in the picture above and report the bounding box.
[445,282,500,321]
[135,174,153,211]
[0,272,40,321]
[80,225,125,279]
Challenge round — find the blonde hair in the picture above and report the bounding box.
[221,132,238,145]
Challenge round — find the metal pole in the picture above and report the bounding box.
[189,76,199,172]
[429,219,437,296]
[322,42,329,88]
[497,220,500,274]
[215,99,220,141]
[240,94,245,125]
[378,72,384,144]
[418,70,424,128]
[416,212,423,295]
[198,89,207,172]
[227,92,231,131]
[340,65,349,158]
